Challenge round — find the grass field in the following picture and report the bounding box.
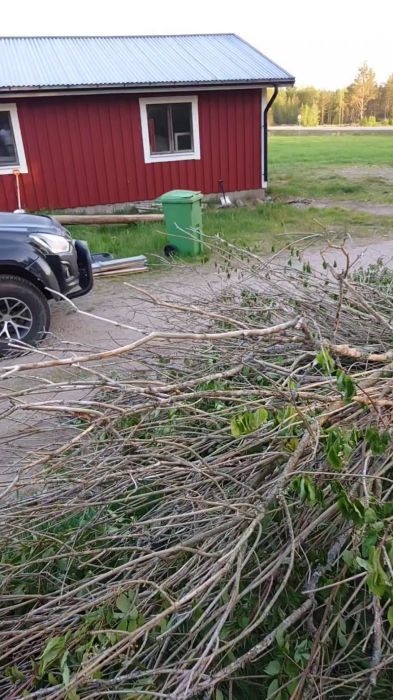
[269,133,393,202]
[71,205,393,263]
[70,133,393,262]
[270,133,393,169]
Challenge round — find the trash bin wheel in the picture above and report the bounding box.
[164,244,178,258]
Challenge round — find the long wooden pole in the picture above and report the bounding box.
[54,214,164,225]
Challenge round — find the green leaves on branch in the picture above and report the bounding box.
[263,638,310,699]
[274,404,298,432]
[265,659,281,676]
[291,475,324,506]
[5,666,25,682]
[267,678,282,699]
[315,348,356,403]
[325,428,359,471]
[114,591,143,634]
[365,427,390,455]
[265,660,283,700]
[316,349,357,402]
[116,592,134,613]
[39,634,70,677]
[230,407,269,437]
[315,349,357,402]
[315,348,335,375]
[324,425,389,472]
[35,593,146,692]
[336,369,356,403]
[356,546,391,598]
[333,482,367,526]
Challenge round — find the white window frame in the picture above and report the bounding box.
[139,95,200,164]
[0,103,28,175]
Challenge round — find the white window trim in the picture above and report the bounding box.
[139,95,200,164]
[0,103,28,175]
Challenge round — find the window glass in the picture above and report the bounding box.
[146,102,193,155]
[147,104,170,153]
[0,112,18,166]
[172,103,193,152]
[175,133,192,150]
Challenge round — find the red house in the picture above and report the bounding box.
[0,34,294,212]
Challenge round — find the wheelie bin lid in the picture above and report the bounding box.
[157,190,202,204]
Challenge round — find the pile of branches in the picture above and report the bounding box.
[1,242,393,699]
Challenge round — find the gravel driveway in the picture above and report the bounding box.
[45,236,393,348]
[48,263,225,349]
[0,263,228,485]
[1,237,393,488]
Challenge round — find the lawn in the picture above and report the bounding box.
[269,133,393,169]
[68,133,393,262]
[269,133,393,202]
[70,205,393,263]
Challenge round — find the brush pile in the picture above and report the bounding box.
[1,243,393,699]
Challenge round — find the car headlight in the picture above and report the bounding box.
[30,233,72,254]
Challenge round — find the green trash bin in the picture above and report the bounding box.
[157,190,203,256]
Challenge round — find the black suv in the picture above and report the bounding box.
[0,212,93,350]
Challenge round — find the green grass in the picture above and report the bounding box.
[269,134,393,169]
[70,222,168,261]
[70,204,393,264]
[269,134,393,202]
[67,134,393,262]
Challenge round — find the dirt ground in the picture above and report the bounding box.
[0,263,229,484]
[310,165,393,216]
[1,236,393,488]
[48,263,227,350]
[338,165,393,182]
[304,200,393,217]
[28,236,393,353]
[288,165,393,216]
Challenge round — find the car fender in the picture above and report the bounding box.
[0,240,61,296]
[26,256,61,296]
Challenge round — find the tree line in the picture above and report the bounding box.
[271,63,393,126]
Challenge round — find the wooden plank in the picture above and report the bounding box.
[54,214,164,225]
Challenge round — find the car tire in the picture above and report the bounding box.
[0,275,50,352]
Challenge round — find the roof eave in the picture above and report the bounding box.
[0,77,295,94]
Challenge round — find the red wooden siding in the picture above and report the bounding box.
[0,90,262,211]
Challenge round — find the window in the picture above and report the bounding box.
[0,104,28,174]
[140,96,200,163]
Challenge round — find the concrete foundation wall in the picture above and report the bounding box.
[53,189,266,214]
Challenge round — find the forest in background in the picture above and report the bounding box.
[271,62,393,126]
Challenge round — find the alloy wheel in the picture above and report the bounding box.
[0,296,34,341]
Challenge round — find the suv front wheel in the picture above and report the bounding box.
[0,275,50,352]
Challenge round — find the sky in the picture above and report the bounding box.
[2,0,392,90]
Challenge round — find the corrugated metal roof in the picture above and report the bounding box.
[0,34,294,91]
